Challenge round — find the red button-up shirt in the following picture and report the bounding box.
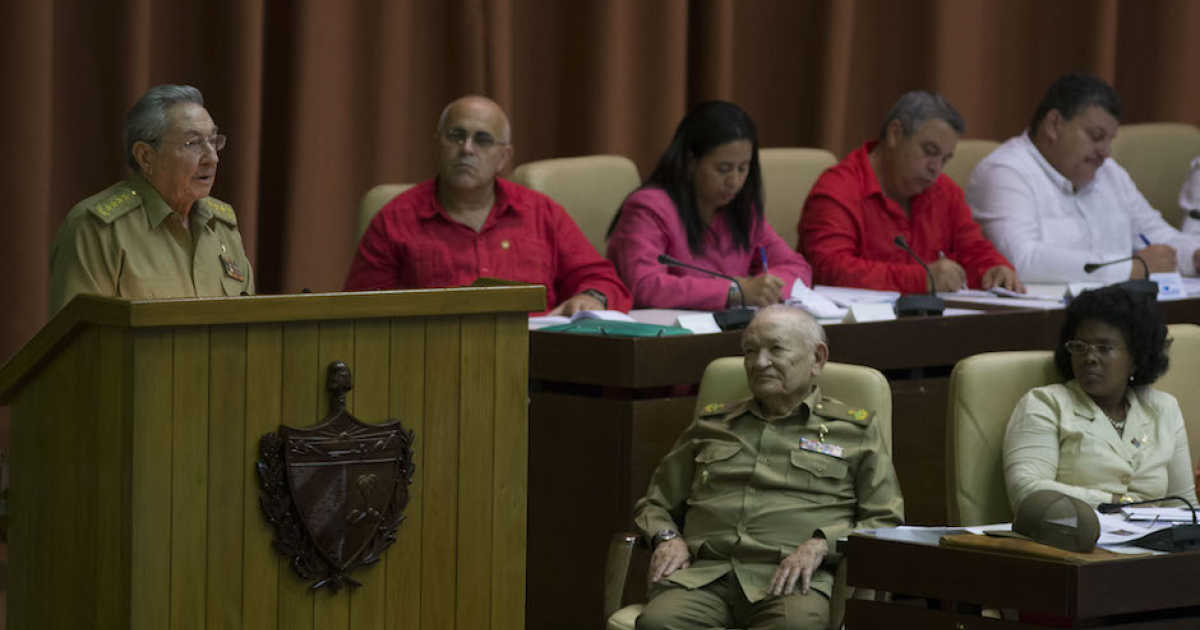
[799,141,1012,293]
[344,178,631,314]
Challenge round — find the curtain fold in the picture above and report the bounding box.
[2,1,1199,443]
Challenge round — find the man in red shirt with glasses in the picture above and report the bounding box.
[344,95,630,315]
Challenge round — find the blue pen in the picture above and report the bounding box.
[1140,233,1152,247]
[759,247,769,272]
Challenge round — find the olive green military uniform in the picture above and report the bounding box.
[49,173,255,313]
[633,386,904,630]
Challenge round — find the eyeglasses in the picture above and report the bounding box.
[439,128,506,150]
[160,134,227,155]
[1064,339,1121,358]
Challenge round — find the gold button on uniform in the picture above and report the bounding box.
[1121,474,1132,484]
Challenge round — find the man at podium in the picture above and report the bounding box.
[48,84,255,314]
[344,95,631,316]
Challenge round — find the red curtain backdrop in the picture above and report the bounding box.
[2,0,1199,440]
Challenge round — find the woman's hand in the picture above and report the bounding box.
[735,274,785,307]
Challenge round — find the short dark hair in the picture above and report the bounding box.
[1053,285,1170,387]
[1029,72,1122,136]
[608,100,763,255]
[878,91,965,139]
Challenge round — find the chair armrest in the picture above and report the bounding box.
[604,532,640,619]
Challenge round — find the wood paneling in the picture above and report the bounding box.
[131,329,174,629]
[4,293,531,630]
[171,327,211,630]
[422,316,461,630]
[207,325,247,628]
[387,317,426,629]
[244,323,284,629]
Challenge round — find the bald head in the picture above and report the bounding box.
[437,95,511,143]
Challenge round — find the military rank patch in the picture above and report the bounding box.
[800,437,844,459]
[702,402,728,415]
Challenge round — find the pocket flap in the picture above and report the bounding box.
[695,443,742,464]
[790,449,848,479]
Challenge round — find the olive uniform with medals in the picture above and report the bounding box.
[49,172,255,313]
[633,386,904,629]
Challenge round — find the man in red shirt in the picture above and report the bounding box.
[799,91,1022,294]
[344,95,631,315]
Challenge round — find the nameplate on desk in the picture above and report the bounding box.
[843,303,896,323]
[1150,272,1187,301]
[675,313,723,334]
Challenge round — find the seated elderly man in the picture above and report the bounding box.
[49,84,254,313]
[968,72,1200,283]
[633,305,903,630]
[800,91,1021,294]
[344,95,631,315]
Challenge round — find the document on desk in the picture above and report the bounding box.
[528,309,636,330]
[812,285,900,306]
[1096,510,1176,546]
[939,288,1064,310]
[1120,507,1197,523]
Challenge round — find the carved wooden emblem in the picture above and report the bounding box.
[257,361,415,590]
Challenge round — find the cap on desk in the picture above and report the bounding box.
[987,490,1100,553]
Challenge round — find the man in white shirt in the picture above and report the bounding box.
[967,73,1200,283]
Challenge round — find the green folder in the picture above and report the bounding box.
[537,319,692,337]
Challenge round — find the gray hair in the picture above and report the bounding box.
[123,84,205,171]
[878,90,965,139]
[753,304,827,350]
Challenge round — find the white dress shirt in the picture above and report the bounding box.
[967,132,1200,283]
[1180,157,1200,237]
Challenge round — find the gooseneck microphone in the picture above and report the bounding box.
[657,254,753,330]
[1097,496,1200,552]
[892,236,944,317]
[1084,255,1148,277]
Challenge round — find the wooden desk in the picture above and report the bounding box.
[845,534,1200,628]
[525,299,1200,630]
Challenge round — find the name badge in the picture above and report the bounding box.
[800,436,844,459]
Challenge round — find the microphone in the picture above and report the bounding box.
[1097,496,1200,552]
[1084,255,1148,277]
[1189,210,1200,220]
[657,254,753,330]
[892,235,944,317]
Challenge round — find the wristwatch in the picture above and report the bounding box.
[653,528,678,549]
[581,289,608,309]
[727,281,741,307]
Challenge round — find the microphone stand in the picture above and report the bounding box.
[1083,256,1158,297]
[657,254,754,330]
[892,236,944,317]
[1097,496,1200,552]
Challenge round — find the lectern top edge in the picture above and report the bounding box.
[0,284,545,404]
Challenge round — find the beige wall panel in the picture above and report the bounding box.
[422,316,462,629]
[457,315,496,630]
[279,322,319,629]
[244,323,284,627]
[130,329,175,630]
[207,325,248,628]
[386,317,426,628]
[491,314,529,630]
[314,320,356,628]
[349,318,392,630]
[171,327,211,630]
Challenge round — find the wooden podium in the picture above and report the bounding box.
[0,285,543,630]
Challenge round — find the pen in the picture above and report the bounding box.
[760,247,769,273]
[1140,233,1152,247]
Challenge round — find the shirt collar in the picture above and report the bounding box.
[1019,131,1079,195]
[418,177,525,224]
[855,141,887,201]
[127,171,214,230]
[744,385,822,423]
[1066,379,1136,421]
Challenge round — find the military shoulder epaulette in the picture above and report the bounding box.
[813,398,874,426]
[87,185,142,224]
[202,197,238,226]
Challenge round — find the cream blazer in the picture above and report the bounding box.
[1003,380,1197,510]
